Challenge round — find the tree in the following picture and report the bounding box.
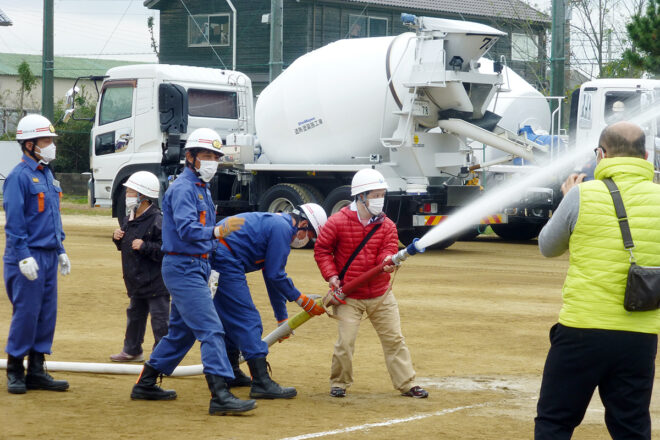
[51,86,96,174]
[148,16,159,60]
[622,0,660,75]
[17,60,37,114]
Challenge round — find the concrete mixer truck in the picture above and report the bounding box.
[66,14,559,248]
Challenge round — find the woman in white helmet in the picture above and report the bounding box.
[130,128,255,416]
[314,168,429,399]
[3,114,70,394]
[110,171,170,364]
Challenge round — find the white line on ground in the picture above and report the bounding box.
[278,403,488,440]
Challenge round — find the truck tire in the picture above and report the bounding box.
[398,227,456,250]
[258,183,316,213]
[491,223,543,241]
[299,184,324,206]
[258,183,317,249]
[323,185,352,215]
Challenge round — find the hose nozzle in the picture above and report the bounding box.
[391,238,425,266]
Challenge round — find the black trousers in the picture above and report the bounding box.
[123,295,170,355]
[535,323,657,440]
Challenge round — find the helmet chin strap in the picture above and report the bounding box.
[187,151,203,178]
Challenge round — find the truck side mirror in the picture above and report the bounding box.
[62,108,75,123]
[65,86,80,106]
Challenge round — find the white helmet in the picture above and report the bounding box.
[16,114,58,140]
[295,203,327,236]
[351,168,388,196]
[184,127,224,155]
[124,171,160,199]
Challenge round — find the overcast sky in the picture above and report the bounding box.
[0,0,552,64]
[0,0,159,62]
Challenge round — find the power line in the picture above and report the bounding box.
[95,0,134,59]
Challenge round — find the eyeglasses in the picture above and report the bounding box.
[594,146,607,157]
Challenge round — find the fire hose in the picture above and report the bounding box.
[0,240,425,376]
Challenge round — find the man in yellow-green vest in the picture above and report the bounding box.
[535,121,660,440]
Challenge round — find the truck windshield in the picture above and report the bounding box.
[603,91,639,124]
[99,85,134,125]
[188,89,237,119]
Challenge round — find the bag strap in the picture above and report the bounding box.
[338,223,382,281]
[602,178,636,262]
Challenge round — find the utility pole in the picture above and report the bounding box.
[269,0,283,82]
[550,0,566,113]
[42,0,54,120]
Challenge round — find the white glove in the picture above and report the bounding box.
[208,270,219,298]
[19,257,39,281]
[58,254,71,276]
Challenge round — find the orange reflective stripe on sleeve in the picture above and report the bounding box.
[38,192,45,212]
[199,210,206,226]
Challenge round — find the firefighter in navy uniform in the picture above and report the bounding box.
[3,114,71,394]
[130,128,256,415]
[210,204,327,398]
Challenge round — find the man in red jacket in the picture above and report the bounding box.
[314,168,428,399]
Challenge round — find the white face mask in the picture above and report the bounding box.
[197,160,218,182]
[36,142,56,164]
[125,196,139,213]
[367,197,385,216]
[291,234,310,249]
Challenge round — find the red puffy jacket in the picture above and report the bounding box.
[314,206,398,299]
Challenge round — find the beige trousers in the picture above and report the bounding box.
[330,292,417,393]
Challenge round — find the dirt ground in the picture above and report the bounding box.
[0,213,659,440]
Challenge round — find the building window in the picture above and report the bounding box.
[348,15,388,38]
[188,14,230,47]
[511,33,538,61]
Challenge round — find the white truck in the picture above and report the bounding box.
[66,14,569,248]
[568,78,660,171]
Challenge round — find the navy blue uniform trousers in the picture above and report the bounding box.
[535,323,657,440]
[4,248,58,357]
[148,254,233,378]
[212,246,268,360]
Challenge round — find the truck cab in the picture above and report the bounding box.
[86,64,254,221]
[570,78,660,174]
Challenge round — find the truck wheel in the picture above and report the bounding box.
[491,223,543,241]
[115,185,127,226]
[323,185,352,215]
[258,184,316,249]
[299,184,324,205]
[258,183,315,213]
[398,227,456,250]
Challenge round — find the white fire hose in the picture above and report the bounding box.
[0,304,319,377]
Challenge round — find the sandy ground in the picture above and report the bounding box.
[0,213,659,439]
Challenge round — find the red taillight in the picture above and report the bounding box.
[423,203,431,213]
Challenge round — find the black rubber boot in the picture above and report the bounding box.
[205,374,257,415]
[25,352,69,391]
[226,349,251,388]
[7,355,26,394]
[247,357,297,399]
[130,363,177,400]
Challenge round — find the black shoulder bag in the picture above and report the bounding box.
[338,223,382,281]
[603,178,660,312]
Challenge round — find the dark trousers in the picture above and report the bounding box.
[535,323,657,440]
[123,295,170,355]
